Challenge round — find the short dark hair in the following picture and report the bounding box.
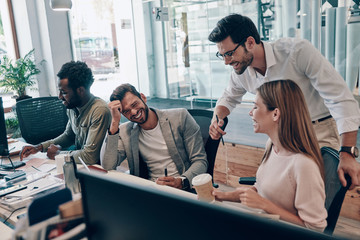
[110,83,141,102]
[208,14,260,44]
[57,61,94,91]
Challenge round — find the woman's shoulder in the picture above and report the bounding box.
[292,153,318,168]
[291,153,322,179]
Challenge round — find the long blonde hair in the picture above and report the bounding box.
[258,80,324,179]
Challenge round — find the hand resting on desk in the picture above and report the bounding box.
[46,144,61,159]
[212,186,253,203]
[20,144,61,160]
[212,186,306,228]
[20,145,43,161]
[156,177,182,190]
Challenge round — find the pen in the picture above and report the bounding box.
[32,165,42,172]
[216,115,225,145]
[78,157,91,172]
[164,168,168,177]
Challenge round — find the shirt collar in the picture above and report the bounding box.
[75,94,95,115]
[263,41,276,69]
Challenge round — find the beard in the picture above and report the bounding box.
[130,104,150,124]
[233,48,254,75]
[63,94,82,109]
[234,55,253,75]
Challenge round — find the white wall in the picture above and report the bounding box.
[11,0,73,97]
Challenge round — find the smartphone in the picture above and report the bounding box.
[0,184,27,197]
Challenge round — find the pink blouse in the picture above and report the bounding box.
[254,149,327,231]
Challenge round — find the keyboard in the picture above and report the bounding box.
[1,161,26,170]
[4,170,26,181]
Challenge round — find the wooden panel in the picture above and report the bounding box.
[226,144,264,168]
[214,171,226,184]
[216,143,227,161]
[227,162,258,178]
[227,174,242,188]
[340,187,360,221]
[214,158,226,173]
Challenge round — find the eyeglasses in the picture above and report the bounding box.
[216,43,242,60]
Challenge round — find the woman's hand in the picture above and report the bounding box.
[212,186,253,202]
[238,187,267,210]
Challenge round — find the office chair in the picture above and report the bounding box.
[238,146,351,235]
[187,109,228,186]
[16,97,68,145]
[321,146,352,235]
[28,187,72,226]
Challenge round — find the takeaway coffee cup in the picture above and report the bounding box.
[55,154,66,174]
[192,173,215,203]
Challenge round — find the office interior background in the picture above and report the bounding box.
[0,0,360,111]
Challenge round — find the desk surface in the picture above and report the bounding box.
[0,153,61,226]
[0,221,13,240]
[1,154,279,234]
[105,170,280,220]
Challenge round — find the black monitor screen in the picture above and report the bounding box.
[78,171,335,240]
[0,97,9,156]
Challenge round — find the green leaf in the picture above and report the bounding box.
[0,48,41,97]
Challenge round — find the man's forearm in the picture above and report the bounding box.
[340,130,358,147]
[109,120,120,135]
[214,105,230,121]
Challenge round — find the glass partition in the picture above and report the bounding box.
[67,0,360,105]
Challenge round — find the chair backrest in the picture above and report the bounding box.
[16,97,68,145]
[321,146,352,235]
[28,187,72,226]
[187,109,228,178]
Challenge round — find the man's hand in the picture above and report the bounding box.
[156,177,182,189]
[209,106,229,140]
[20,145,42,161]
[47,144,61,160]
[209,118,226,140]
[338,152,360,189]
[108,100,122,134]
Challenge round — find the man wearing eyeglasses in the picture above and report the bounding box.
[208,14,360,190]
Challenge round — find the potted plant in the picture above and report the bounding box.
[0,49,41,101]
[5,116,21,138]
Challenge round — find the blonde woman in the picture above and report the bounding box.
[214,80,327,231]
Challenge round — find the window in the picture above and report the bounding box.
[0,0,19,109]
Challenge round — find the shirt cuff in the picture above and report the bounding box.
[108,128,119,135]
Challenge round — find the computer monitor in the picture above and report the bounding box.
[78,171,336,240]
[0,97,9,156]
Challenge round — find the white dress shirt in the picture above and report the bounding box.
[217,38,360,135]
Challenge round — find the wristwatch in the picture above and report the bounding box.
[339,146,359,158]
[181,177,190,190]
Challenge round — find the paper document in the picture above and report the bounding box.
[36,164,56,173]
[6,176,64,198]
